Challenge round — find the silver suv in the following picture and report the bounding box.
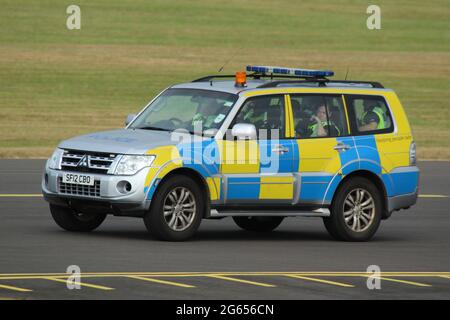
[42,66,419,241]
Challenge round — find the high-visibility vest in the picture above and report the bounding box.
[308,121,340,137]
[362,107,386,129]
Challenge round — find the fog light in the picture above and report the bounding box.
[117,181,132,194]
[45,174,49,186]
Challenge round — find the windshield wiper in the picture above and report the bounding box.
[135,126,172,132]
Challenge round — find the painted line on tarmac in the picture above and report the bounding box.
[0,283,32,292]
[1,271,450,279]
[0,194,42,197]
[43,277,114,290]
[127,275,195,288]
[419,194,449,198]
[368,276,431,287]
[286,275,354,288]
[207,275,276,287]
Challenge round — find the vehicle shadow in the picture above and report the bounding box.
[56,228,402,243]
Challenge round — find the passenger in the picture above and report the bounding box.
[308,104,340,137]
[358,99,386,132]
[236,100,266,127]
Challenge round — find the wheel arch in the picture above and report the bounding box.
[331,170,390,219]
[151,167,211,218]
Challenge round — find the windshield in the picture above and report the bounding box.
[130,88,238,134]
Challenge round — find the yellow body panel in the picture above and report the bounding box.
[296,138,341,173]
[259,176,294,200]
[217,140,260,174]
[284,95,295,138]
[375,134,412,173]
[375,92,412,173]
[144,146,183,187]
[206,177,221,201]
[341,95,351,135]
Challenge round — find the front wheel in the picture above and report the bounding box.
[323,177,382,241]
[144,175,203,241]
[233,216,284,232]
[50,204,106,232]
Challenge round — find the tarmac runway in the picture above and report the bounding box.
[0,160,449,299]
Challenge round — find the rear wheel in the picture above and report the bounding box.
[233,216,284,232]
[144,175,203,241]
[50,204,106,232]
[323,177,382,241]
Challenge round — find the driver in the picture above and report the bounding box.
[192,99,223,129]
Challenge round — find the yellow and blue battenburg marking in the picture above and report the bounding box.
[141,89,418,206]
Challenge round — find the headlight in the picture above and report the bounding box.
[48,148,64,170]
[114,155,156,175]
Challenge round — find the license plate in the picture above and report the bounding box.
[62,173,95,186]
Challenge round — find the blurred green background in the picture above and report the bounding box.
[0,0,449,158]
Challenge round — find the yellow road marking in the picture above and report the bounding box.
[0,283,32,292]
[127,276,195,288]
[0,271,450,280]
[370,276,431,287]
[44,277,114,290]
[208,275,275,287]
[419,194,448,198]
[286,275,354,288]
[0,194,42,197]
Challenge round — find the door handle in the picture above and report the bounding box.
[334,143,351,152]
[272,145,289,154]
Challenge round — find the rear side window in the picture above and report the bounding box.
[345,95,394,135]
[290,94,348,139]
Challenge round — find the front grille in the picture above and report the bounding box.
[58,177,101,197]
[61,150,117,174]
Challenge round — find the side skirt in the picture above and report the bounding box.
[208,208,330,218]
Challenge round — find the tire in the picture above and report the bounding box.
[323,177,382,241]
[233,216,284,232]
[50,204,106,232]
[144,175,203,241]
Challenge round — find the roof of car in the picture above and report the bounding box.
[170,79,392,96]
[170,80,268,95]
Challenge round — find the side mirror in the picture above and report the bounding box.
[231,123,257,140]
[125,114,136,126]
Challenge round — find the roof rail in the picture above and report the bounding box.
[192,73,328,83]
[257,79,384,89]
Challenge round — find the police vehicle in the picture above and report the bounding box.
[42,66,419,241]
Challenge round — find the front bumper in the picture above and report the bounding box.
[42,166,152,217]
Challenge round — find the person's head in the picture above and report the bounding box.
[198,99,221,116]
[315,104,331,122]
[363,99,378,112]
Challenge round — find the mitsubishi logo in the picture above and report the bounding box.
[77,155,89,168]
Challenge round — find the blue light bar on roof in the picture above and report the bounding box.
[246,65,334,77]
